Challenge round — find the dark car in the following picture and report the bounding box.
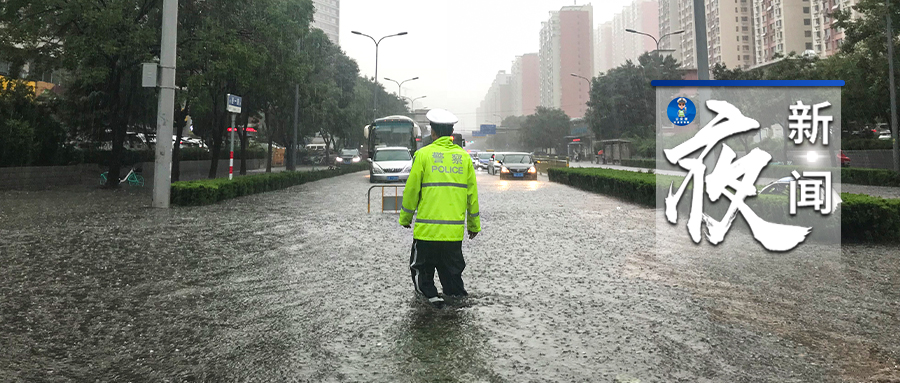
[335,148,361,166]
[497,153,537,180]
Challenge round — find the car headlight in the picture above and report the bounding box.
[352,156,360,162]
[528,166,536,173]
[335,157,343,162]
[372,163,384,174]
[500,166,510,173]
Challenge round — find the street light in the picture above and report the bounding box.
[625,28,684,54]
[570,73,591,86]
[383,76,418,98]
[408,95,427,110]
[351,30,408,119]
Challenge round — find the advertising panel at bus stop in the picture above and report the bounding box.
[651,80,843,262]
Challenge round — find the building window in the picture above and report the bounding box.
[804,18,811,25]
[806,42,813,49]
[805,30,812,37]
[803,6,810,13]
[744,55,750,60]
[742,16,748,21]
[744,45,750,50]
[742,26,749,31]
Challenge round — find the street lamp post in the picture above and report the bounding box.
[383,76,419,98]
[409,95,427,111]
[625,28,685,55]
[351,31,408,120]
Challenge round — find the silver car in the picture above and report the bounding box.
[369,147,413,183]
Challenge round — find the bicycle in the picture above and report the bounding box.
[100,167,145,187]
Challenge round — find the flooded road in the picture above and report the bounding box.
[1,171,898,382]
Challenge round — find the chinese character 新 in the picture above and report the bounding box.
[665,100,812,252]
[788,101,832,145]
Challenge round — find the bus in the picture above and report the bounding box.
[417,131,466,149]
[363,115,422,159]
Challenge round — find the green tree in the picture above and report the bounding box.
[520,107,570,154]
[0,0,159,185]
[586,53,682,142]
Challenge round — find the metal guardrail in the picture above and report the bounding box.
[534,156,569,175]
[367,184,404,213]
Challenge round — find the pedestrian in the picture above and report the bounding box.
[399,109,481,309]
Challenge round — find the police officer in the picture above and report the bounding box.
[399,109,481,309]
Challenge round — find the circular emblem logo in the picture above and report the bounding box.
[667,97,696,126]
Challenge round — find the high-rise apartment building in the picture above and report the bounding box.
[754,0,813,64]
[476,71,514,126]
[539,4,593,119]
[595,0,658,72]
[659,0,684,64]
[594,23,615,73]
[511,54,541,116]
[312,0,340,45]
[707,0,756,68]
[811,0,858,57]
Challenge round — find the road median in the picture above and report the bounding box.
[548,167,900,242]
[171,163,368,206]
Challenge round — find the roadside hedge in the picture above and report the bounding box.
[549,167,900,242]
[840,167,900,187]
[170,163,368,206]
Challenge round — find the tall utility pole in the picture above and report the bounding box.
[152,0,178,208]
[693,0,710,80]
[887,0,900,172]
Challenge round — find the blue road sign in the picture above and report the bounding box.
[480,124,497,135]
[227,94,242,114]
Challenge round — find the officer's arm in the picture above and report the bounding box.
[465,159,481,233]
[399,153,422,226]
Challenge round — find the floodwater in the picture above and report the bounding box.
[1,171,898,382]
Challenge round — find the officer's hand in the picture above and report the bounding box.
[402,224,411,229]
[468,231,478,239]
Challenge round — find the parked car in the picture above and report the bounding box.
[368,147,412,183]
[335,148,361,166]
[487,152,509,175]
[497,153,537,180]
[878,131,892,140]
[476,152,494,170]
[839,150,850,167]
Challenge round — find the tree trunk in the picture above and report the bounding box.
[266,134,273,173]
[172,102,189,182]
[240,111,249,175]
[105,69,126,188]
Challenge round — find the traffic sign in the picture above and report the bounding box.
[480,124,497,135]
[226,94,242,114]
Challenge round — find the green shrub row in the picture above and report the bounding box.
[840,167,900,187]
[843,138,894,150]
[170,163,368,206]
[549,167,900,242]
[611,156,900,188]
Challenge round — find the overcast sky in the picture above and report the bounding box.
[339,0,635,132]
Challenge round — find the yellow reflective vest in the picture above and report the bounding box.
[399,136,481,241]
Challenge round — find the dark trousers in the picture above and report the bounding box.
[409,239,468,298]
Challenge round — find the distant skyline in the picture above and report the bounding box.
[339,0,635,132]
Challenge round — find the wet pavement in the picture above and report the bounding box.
[1,171,899,382]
